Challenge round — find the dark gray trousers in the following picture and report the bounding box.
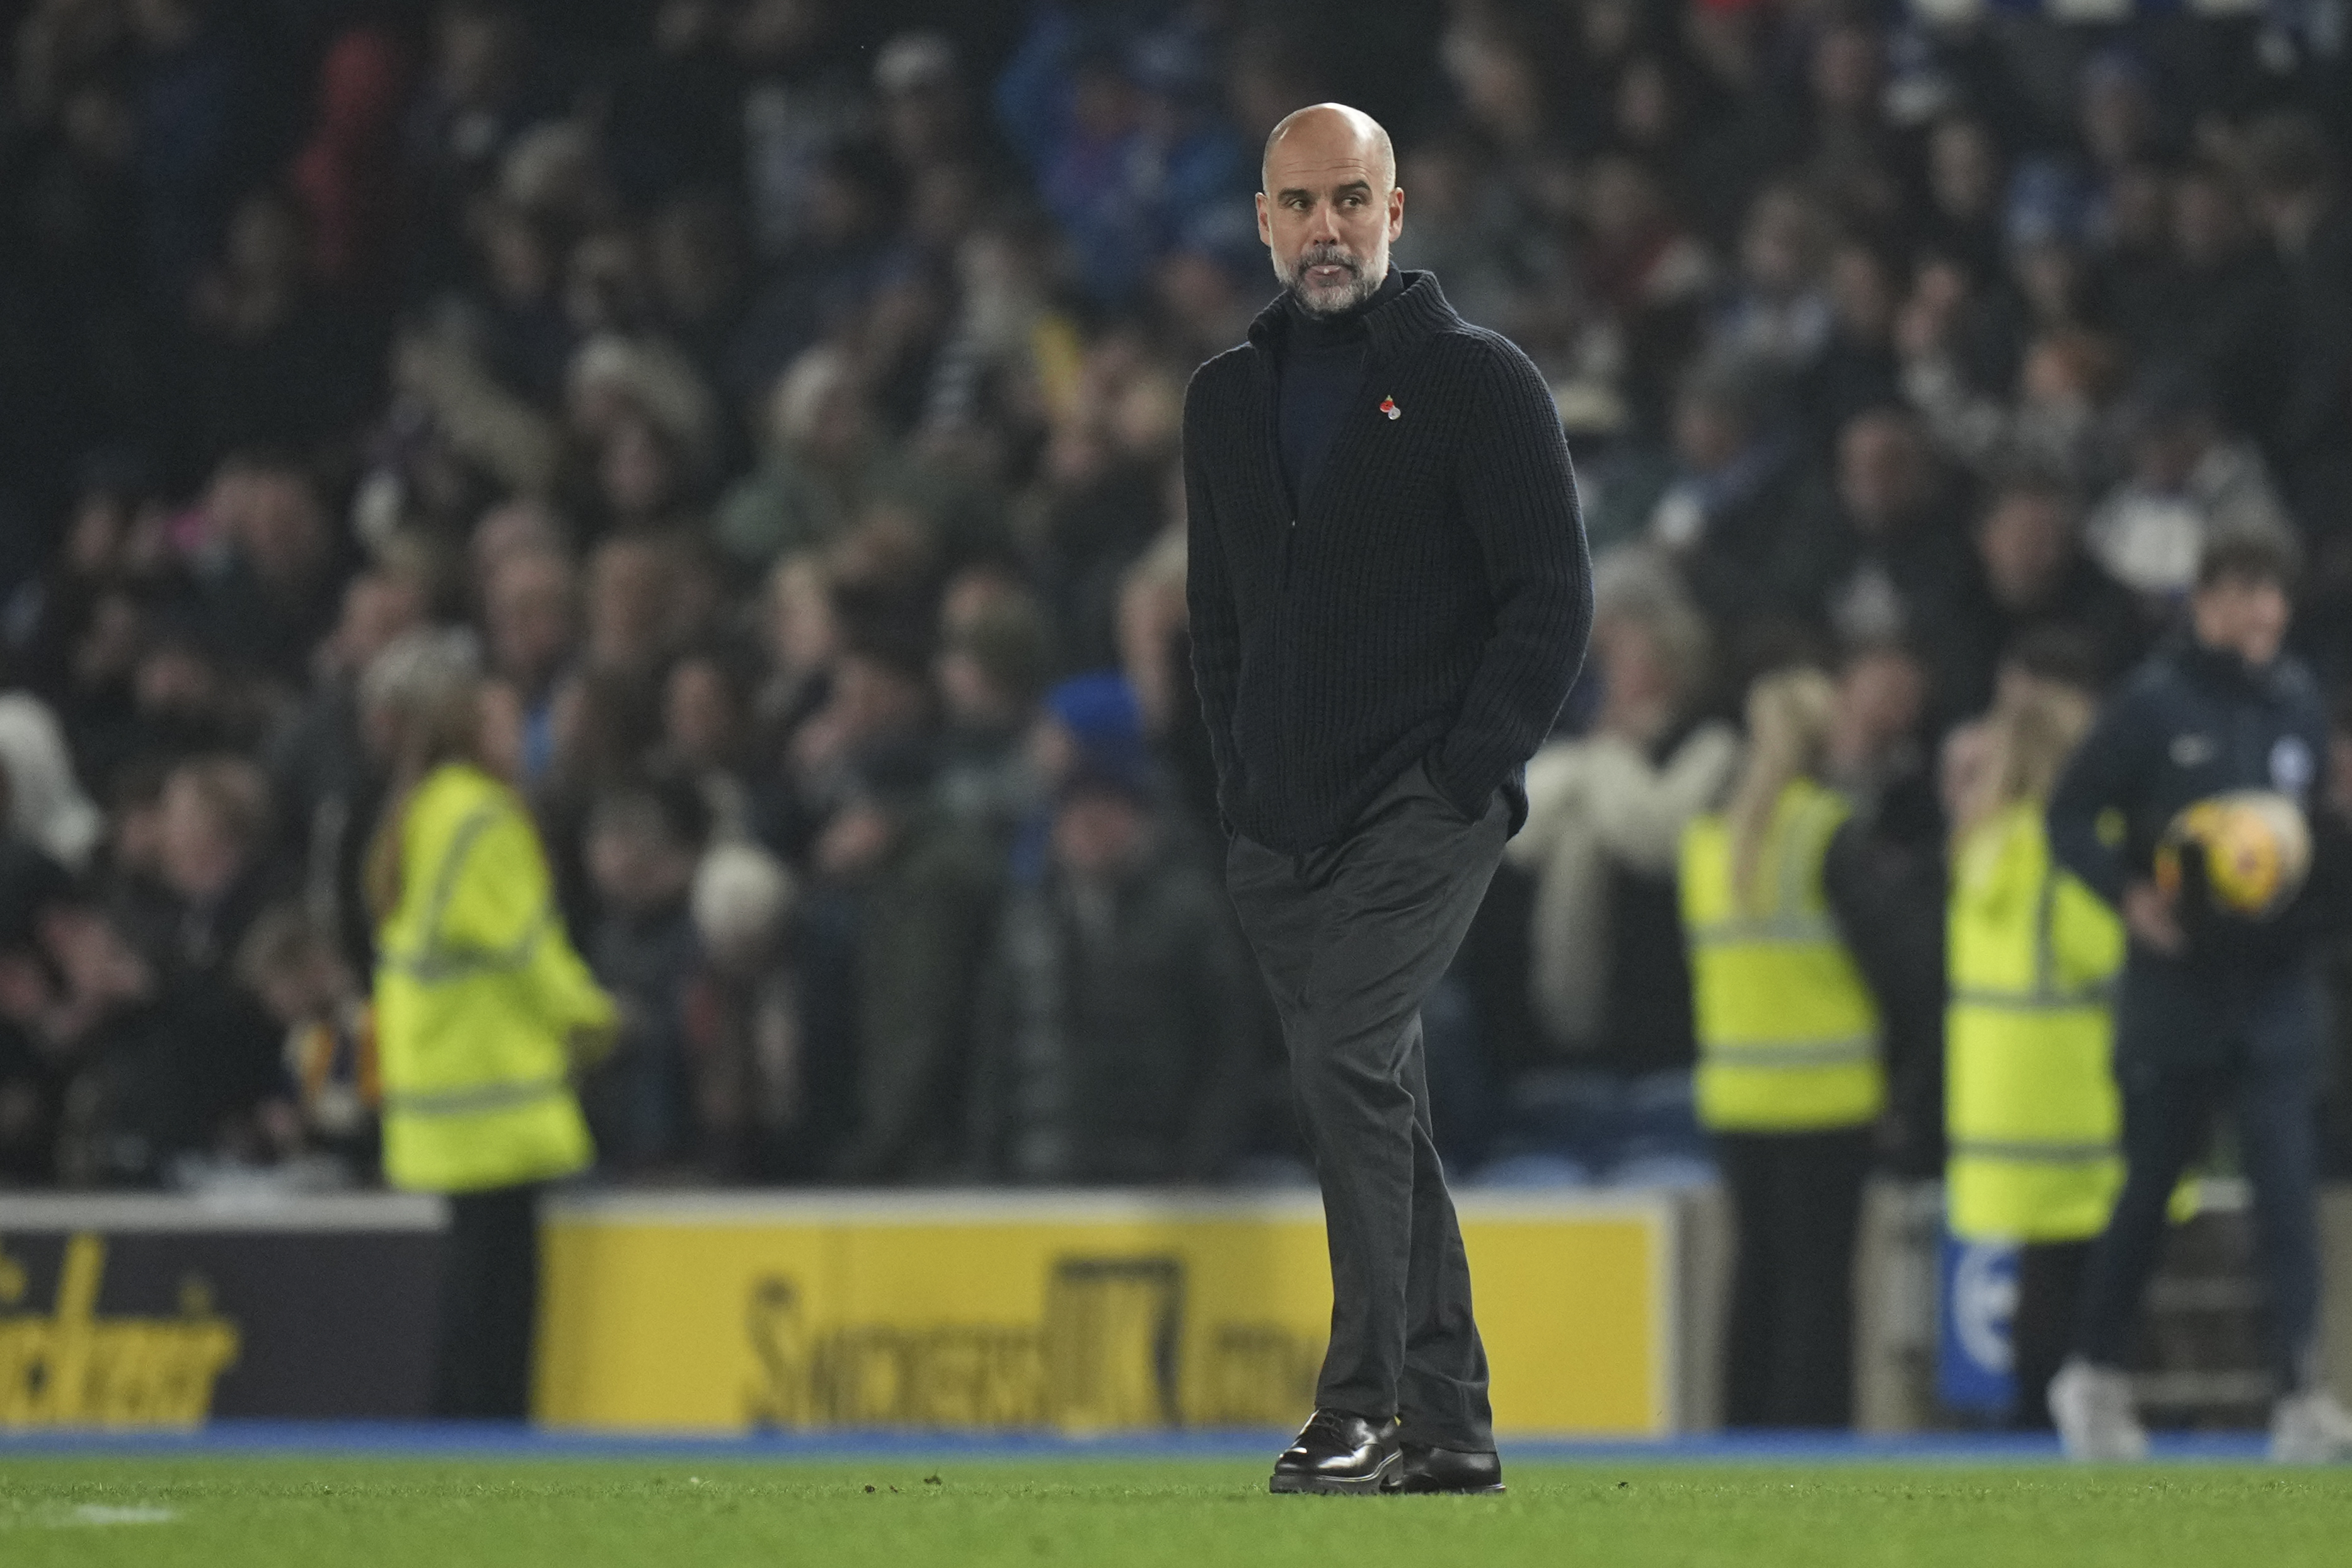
[1225,761,1506,1450]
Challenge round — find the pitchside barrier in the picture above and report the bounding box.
[533,1189,1727,1436]
[13,1184,2352,1434]
[0,1193,444,1426]
[0,1187,1721,1434]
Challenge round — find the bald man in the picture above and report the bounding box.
[1184,105,1591,1494]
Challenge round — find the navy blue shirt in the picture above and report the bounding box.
[1276,268,1404,511]
[2049,638,2327,911]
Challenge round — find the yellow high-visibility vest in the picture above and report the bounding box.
[1681,778,1885,1132]
[1945,800,2125,1243]
[374,763,610,1193]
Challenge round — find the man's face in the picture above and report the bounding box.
[487,555,574,684]
[2193,574,2290,668]
[1257,115,1403,318]
[1977,492,2071,610]
[1052,790,1148,881]
[1836,414,1922,533]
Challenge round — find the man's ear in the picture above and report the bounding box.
[1388,185,1405,243]
[1256,191,1272,247]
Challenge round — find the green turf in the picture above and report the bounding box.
[4,1457,2351,1567]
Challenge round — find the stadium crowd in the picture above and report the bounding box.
[3,0,2352,1314]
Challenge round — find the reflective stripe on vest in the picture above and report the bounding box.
[1947,1137,2114,1165]
[1682,780,1886,1133]
[380,1073,574,1119]
[377,805,557,983]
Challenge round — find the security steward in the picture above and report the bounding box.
[2045,526,2352,1461]
[1681,667,1899,1429]
[1944,676,2127,1431]
[362,629,615,1419]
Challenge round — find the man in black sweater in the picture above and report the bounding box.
[1184,104,1591,1495]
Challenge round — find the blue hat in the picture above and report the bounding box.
[1044,672,1142,755]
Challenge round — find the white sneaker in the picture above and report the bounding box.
[2269,1388,2352,1464]
[2049,1359,2148,1461]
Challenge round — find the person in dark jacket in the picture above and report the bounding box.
[580,770,709,1176]
[966,757,1259,1184]
[1185,104,1591,1496]
[809,743,1001,1184]
[2044,525,2352,1461]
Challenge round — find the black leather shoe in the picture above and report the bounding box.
[1386,1445,1505,1495]
[1268,1410,1402,1495]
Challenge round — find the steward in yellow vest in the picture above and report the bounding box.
[1678,666,1884,1429]
[360,628,612,1419]
[1946,799,2123,1245]
[1681,776,1885,1133]
[375,760,611,1193]
[1939,671,2167,1434]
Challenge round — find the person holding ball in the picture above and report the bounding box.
[2044,526,2352,1461]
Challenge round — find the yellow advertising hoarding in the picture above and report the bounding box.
[536,1191,1676,1436]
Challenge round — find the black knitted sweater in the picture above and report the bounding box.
[1182,270,1593,853]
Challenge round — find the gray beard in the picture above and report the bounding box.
[1277,255,1383,318]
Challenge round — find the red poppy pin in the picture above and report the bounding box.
[1380,396,1400,421]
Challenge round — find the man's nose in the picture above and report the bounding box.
[1304,200,1342,245]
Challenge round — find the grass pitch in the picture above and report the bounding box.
[4,1456,2351,1567]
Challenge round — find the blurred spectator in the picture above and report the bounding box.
[2242,113,2352,532]
[1711,185,1835,377]
[967,755,1256,1183]
[404,0,563,297]
[127,0,250,308]
[935,589,1051,847]
[289,25,415,305]
[682,841,821,1179]
[0,766,74,1183]
[0,689,105,872]
[1487,551,1733,1184]
[659,649,755,843]
[807,742,1000,1183]
[1645,355,1803,627]
[994,13,1248,312]
[178,454,350,689]
[1511,550,1736,1070]
[47,891,288,1187]
[581,769,709,1175]
[2083,369,2293,602]
[1773,408,1971,667]
[1944,478,2146,720]
[151,752,281,977]
[236,900,377,1182]
[1920,115,2004,282]
[480,546,577,787]
[267,556,429,965]
[718,345,951,568]
[184,190,376,463]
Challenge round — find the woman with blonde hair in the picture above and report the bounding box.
[1944,672,2126,1431]
[362,628,614,1418]
[1680,665,1890,1426]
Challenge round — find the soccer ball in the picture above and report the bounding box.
[2153,790,2313,920]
